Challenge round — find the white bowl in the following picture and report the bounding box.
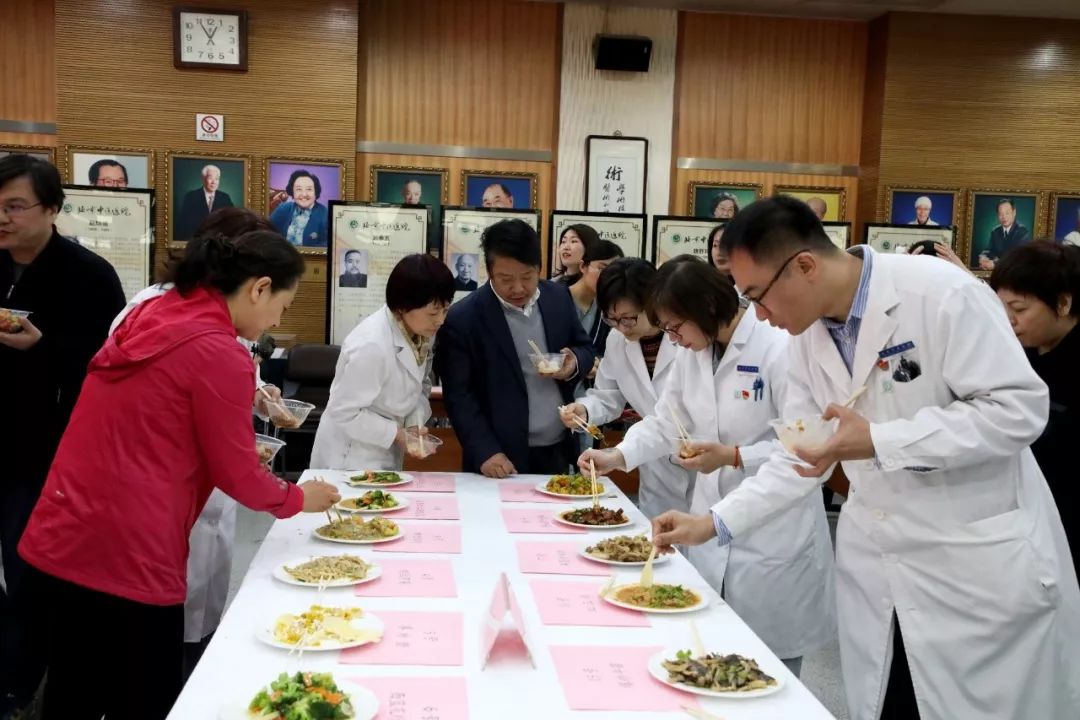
[768,417,834,454]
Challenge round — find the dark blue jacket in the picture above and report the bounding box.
[270,200,328,247]
[435,281,596,473]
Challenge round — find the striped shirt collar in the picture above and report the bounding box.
[823,246,873,331]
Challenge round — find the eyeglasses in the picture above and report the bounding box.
[602,314,639,330]
[0,202,42,217]
[739,248,810,312]
[660,320,685,341]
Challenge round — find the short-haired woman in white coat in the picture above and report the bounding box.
[312,254,455,470]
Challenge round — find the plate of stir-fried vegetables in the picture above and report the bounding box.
[601,583,709,614]
[535,474,605,498]
[648,650,783,698]
[218,671,379,719]
[346,471,412,488]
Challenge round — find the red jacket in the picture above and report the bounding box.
[19,286,303,606]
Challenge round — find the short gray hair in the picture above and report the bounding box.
[914,196,932,210]
[201,164,221,178]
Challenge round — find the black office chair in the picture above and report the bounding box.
[274,343,341,474]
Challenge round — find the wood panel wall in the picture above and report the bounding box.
[863,12,1080,225]
[358,0,561,149]
[54,0,359,344]
[0,0,56,147]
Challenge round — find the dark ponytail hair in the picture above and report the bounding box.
[168,229,305,296]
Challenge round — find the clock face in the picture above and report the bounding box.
[177,11,244,67]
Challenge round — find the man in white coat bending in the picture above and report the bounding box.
[653,195,1080,720]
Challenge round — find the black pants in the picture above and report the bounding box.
[527,442,574,475]
[880,615,920,720]
[0,480,45,705]
[25,567,184,720]
[181,633,213,685]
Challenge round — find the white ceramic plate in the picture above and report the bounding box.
[336,495,410,514]
[345,472,414,488]
[272,556,383,588]
[219,678,380,720]
[600,583,710,614]
[313,526,403,545]
[646,650,785,699]
[533,480,606,500]
[579,547,671,566]
[255,608,384,652]
[553,508,633,530]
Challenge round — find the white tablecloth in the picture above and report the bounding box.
[168,470,836,719]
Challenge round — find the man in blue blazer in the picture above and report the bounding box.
[436,220,597,477]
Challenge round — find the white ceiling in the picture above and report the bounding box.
[535,0,1080,21]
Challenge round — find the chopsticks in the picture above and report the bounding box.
[690,620,706,657]
[415,411,426,457]
[527,339,544,356]
[667,401,691,451]
[589,459,600,509]
[599,574,616,599]
[682,706,726,720]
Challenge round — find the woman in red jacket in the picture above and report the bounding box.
[17,228,340,720]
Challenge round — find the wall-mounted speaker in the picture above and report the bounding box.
[594,35,652,73]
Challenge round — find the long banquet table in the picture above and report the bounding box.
[168,470,836,719]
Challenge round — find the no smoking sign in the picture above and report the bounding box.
[195,113,224,142]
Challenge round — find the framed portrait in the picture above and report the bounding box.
[65,146,155,190]
[775,185,847,222]
[1048,193,1080,245]
[688,182,762,220]
[461,170,538,210]
[0,145,55,164]
[326,202,429,344]
[264,157,345,254]
[585,134,648,214]
[964,189,1042,272]
[370,165,449,252]
[166,151,250,246]
[442,206,541,299]
[823,221,852,250]
[56,186,154,301]
[864,223,956,256]
[548,211,647,277]
[885,186,960,228]
[651,215,719,267]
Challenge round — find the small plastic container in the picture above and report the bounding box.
[405,428,443,458]
[268,399,315,429]
[529,352,566,375]
[769,417,835,454]
[255,433,286,465]
[0,308,30,334]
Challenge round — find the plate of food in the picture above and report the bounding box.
[273,555,381,589]
[256,604,384,652]
[647,649,784,699]
[345,471,413,488]
[337,490,408,514]
[554,505,632,530]
[313,516,402,545]
[601,583,709,614]
[535,474,605,499]
[220,671,379,720]
[581,535,671,566]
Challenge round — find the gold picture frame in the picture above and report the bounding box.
[774,184,848,222]
[0,145,56,164]
[962,188,1044,275]
[64,145,156,190]
[460,169,539,211]
[165,150,251,248]
[262,156,347,255]
[687,181,763,218]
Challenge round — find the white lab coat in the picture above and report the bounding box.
[111,283,250,643]
[311,306,432,470]
[619,311,837,659]
[578,330,695,519]
[713,249,1080,719]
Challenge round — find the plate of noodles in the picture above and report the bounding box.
[313,516,402,545]
[273,555,381,589]
[256,604,384,652]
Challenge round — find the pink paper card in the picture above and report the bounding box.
[353,677,469,720]
[406,473,457,492]
[530,579,650,627]
[354,558,457,598]
[374,523,462,553]
[340,611,463,666]
[391,495,461,520]
[549,645,699,711]
[501,508,585,534]
[497,481,568,504]
[516,542,609,576]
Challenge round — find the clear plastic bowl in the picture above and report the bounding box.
[769,417,834,454]
[255,433,286,465]
[405,428,443,458]
[529,352,565,375]
[0,308,29,333]
[269,399,315,429]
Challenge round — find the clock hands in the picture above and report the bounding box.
[198,21,220,45]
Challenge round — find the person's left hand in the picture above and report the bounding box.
[933,243,971,274]
[548,347,579,381]
[586,356,600,380]
[254,384,282,417]
[0,316,42,351]
[674,441,737,474]
[793,404,876,477]
[978,255,995,271]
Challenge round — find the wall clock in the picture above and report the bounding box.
[173,7,248,71]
